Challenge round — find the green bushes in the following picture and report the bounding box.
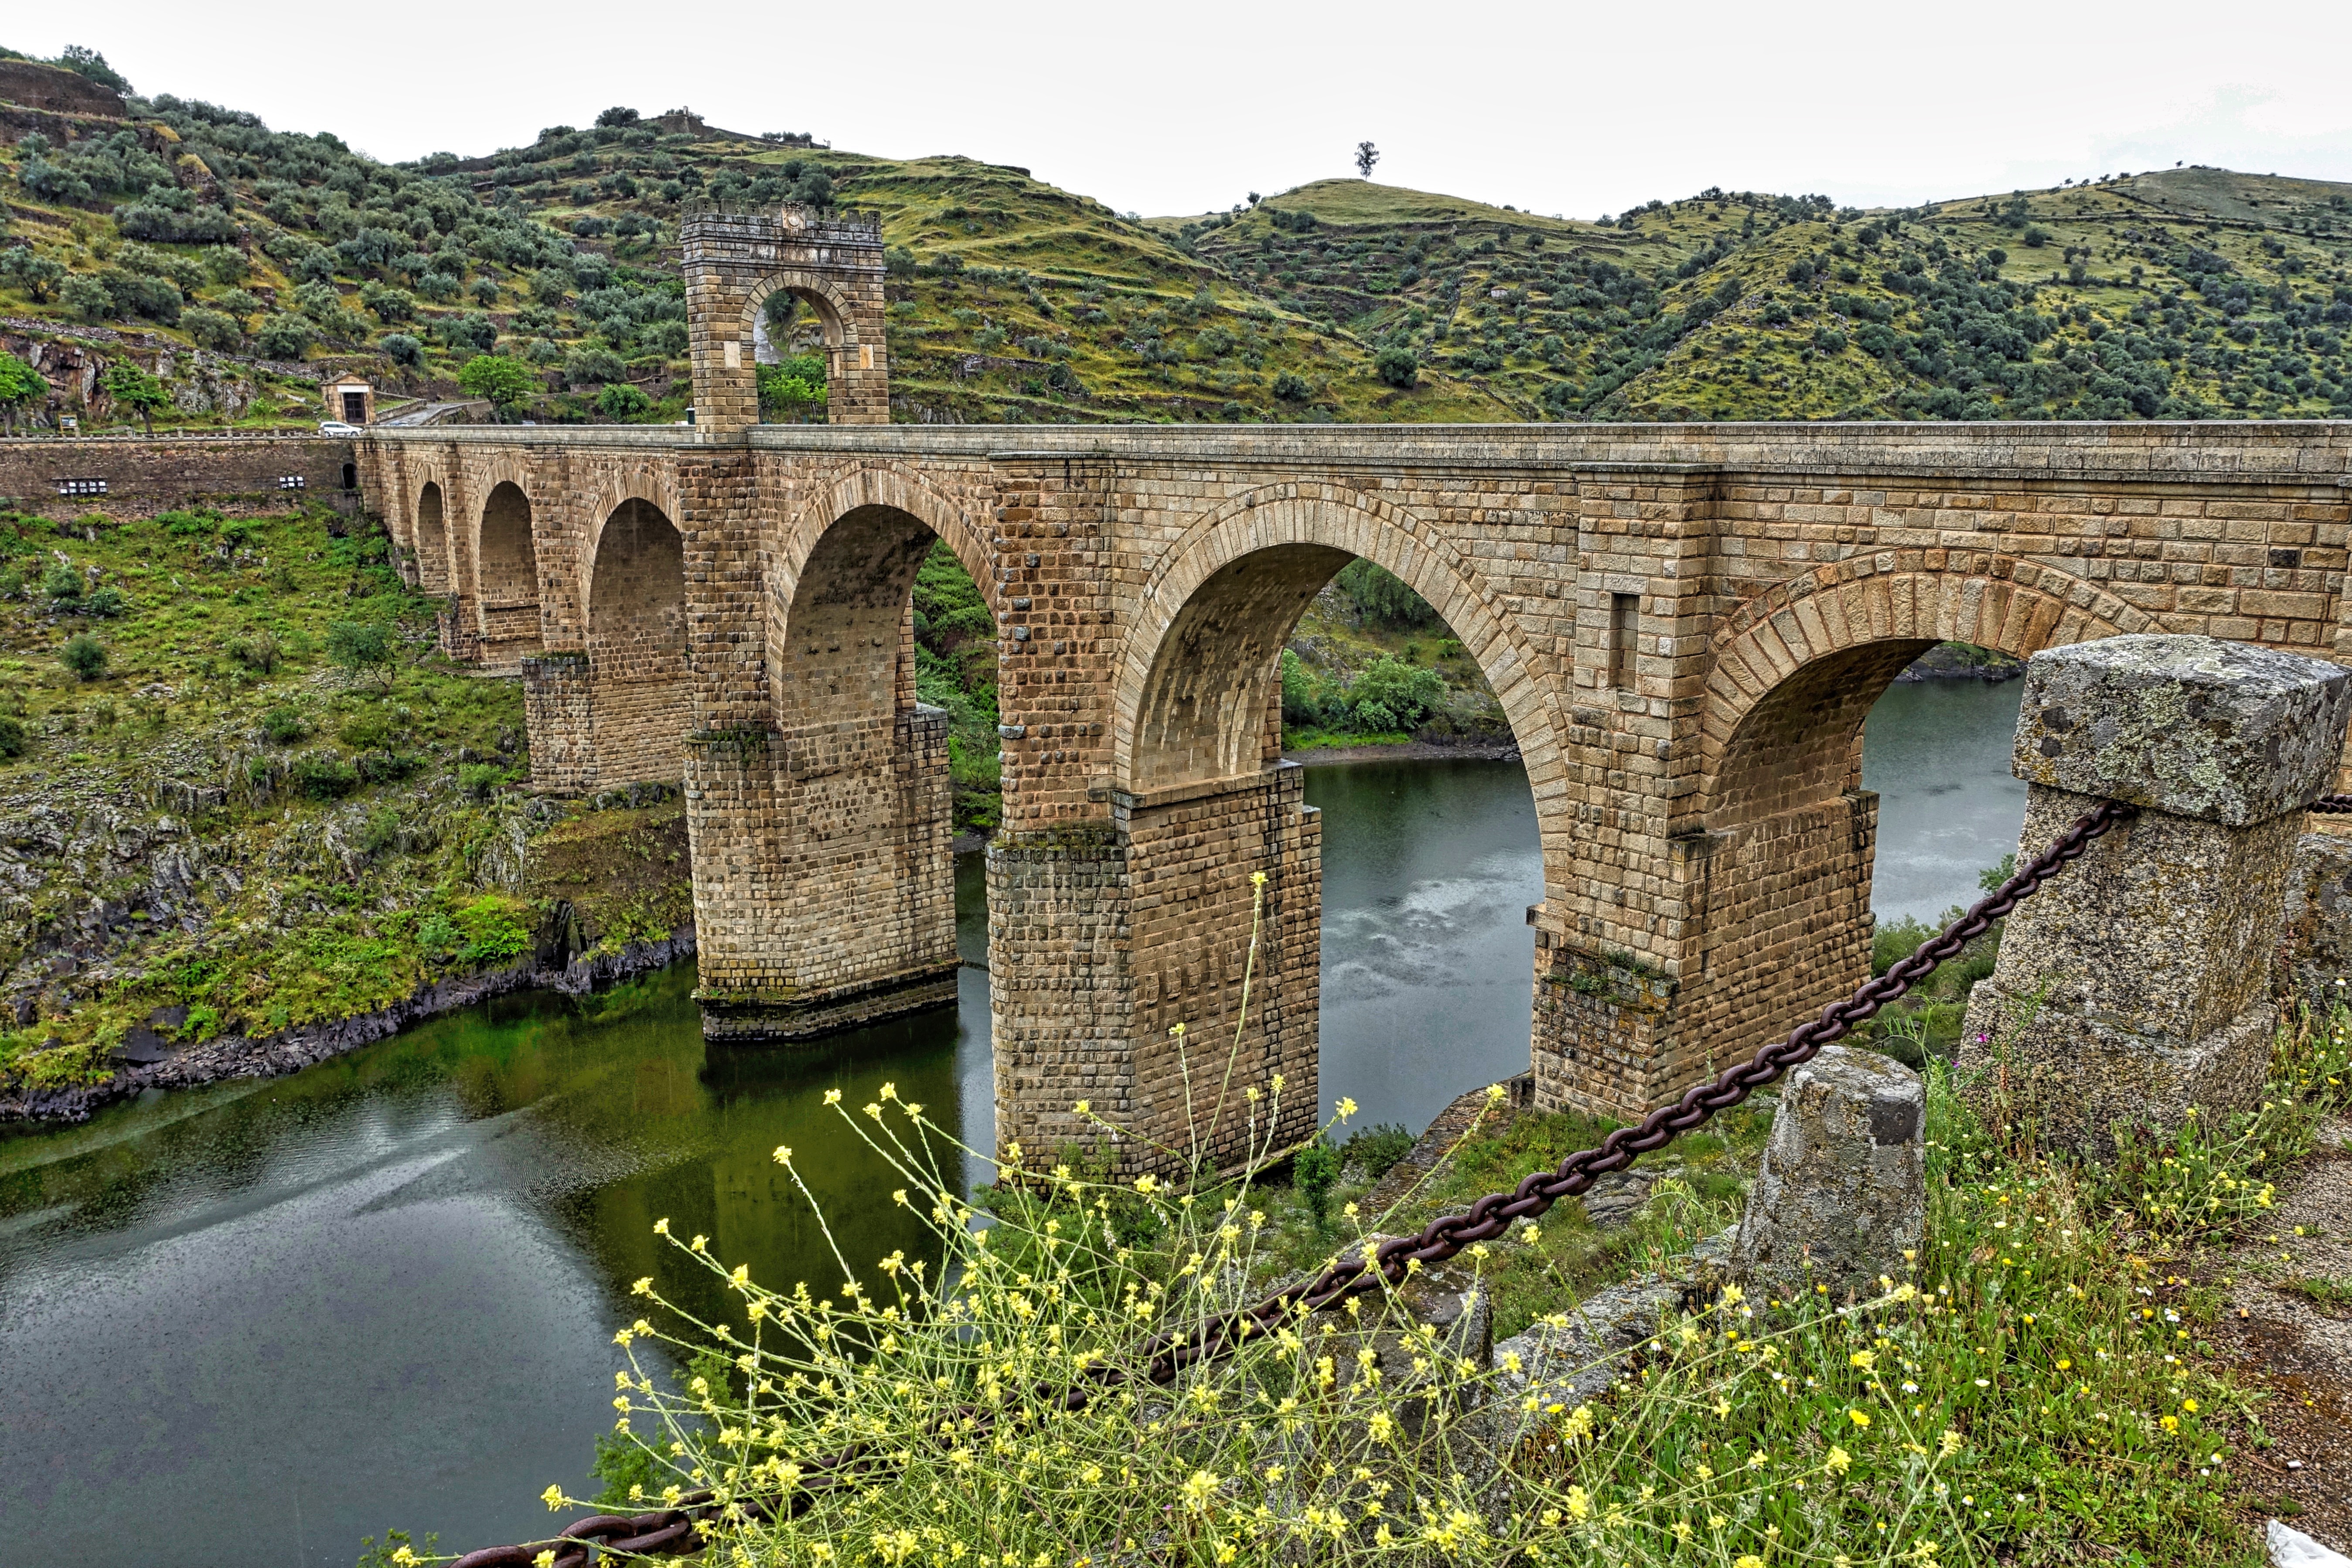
[291,753,358,798]
[60,632,106,681]
[259,705,308,743]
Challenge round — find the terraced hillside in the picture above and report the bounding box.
[1183,171,2352,420]
[3,47,2349,431]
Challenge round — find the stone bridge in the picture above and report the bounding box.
[355,202,2352,1172]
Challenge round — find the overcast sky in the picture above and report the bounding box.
[19,0,2352,219]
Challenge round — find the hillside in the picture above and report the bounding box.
[1186,171,2352,420]
[2,47,2348,430]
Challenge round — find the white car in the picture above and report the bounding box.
[318,420,363,436]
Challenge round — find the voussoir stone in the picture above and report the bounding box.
[2011,634,2352,827]
[1731,1046,1924,1301]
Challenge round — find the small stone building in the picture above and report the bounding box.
[321,374,374,426]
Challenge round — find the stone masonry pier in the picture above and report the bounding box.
[354,201,2352,1174]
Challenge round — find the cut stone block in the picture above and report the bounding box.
[1731,1046,1924,1301]
[2011,634,2352,828]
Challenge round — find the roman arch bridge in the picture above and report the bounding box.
[355,201,2352,1172]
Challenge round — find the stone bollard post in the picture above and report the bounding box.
[1959,634,2352,1157]
[1731,1045,1925,1300]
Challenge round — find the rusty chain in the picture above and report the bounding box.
[453,797,2140,1567]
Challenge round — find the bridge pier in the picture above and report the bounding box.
[685,711,960,1042]
[990,764,1321,1175]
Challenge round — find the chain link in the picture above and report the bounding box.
[453,797,2139,1567]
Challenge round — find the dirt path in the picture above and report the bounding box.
[2218,1115,2352,1553]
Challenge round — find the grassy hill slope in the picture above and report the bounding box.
[6,55,2346,431]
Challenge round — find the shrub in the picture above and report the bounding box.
[228,631,282,674]
[451,896,531,965]
[82,585,125,617]
[597,382,651,420]
[1292,1135,1340,1229]
[326,619,394,684]
[1346,654,1445,733]
[41,561,84,602]
[1373,344,1419,388]
[457,761,508,799]
[181,307,241,350]
[291,754,359,799]
[61,633,106,681]
[378,332,423,367]
[1271,371,1312,400]
[1340,1121,1416,1183]
[259,705,307,743]
[0,713,25,759]
[253,314,311,360]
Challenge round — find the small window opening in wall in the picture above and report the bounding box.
[341,463,358,491]
[58,477,107,497]
[279,474,306,490]
[1609,592,1639,690]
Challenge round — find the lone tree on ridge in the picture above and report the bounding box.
[1355,141,1380,180]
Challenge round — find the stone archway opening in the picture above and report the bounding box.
[695,500,976,1045]
[586,496,691,784]
[414,481,449,594]
[1687,572,2129,1093]
[750,288,832,426]
[1118,542,1544,1160]
[475,481,543,662]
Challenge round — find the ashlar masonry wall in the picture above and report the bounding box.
[358,388,2352,1174]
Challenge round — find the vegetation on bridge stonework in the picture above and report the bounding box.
[0,497,683,1101]
[546,987,2352,1567]
[3,47,2351,429]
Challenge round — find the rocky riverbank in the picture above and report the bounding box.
[0,924,695,1124]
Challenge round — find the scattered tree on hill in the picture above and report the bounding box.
[597,382,651,420]
[457,354,535,415]
[596,107,641,128]
[1355,141,1380,180]
[0,349,42,434]
[0,246,65,303]
[102,363,170,435]
[53,45,130,94]
[61,633,107,682]
[327,620,395,686]
[1374,344,1418,389]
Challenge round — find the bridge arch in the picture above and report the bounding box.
[1115,484,1568,876]
[768,466,995,729]
[584,494,692,783]
[413,478,451,595]
[1697,553,2143,826]
[473,479,543,655]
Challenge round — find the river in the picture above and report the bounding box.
[0,677,2022,1566]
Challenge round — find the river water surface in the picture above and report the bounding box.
[0,678,2022,1565]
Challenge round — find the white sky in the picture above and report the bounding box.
[17,0,2352,219]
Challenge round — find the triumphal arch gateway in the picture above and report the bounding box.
[355,201,2352,1172]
